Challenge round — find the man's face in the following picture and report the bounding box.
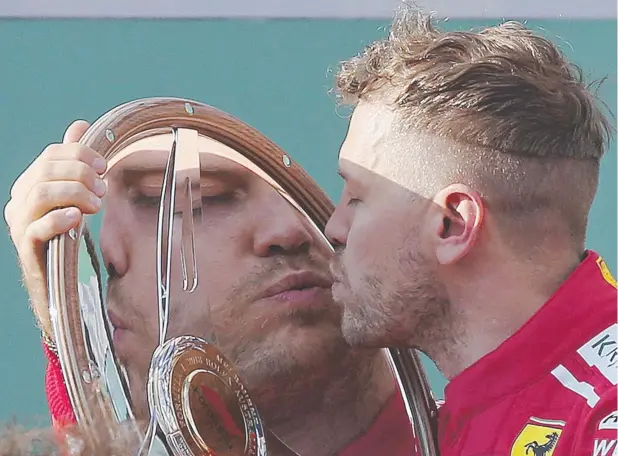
[96,134,345,415]
[325,103,446,348]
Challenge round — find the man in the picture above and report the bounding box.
[4,122,413,455]
[325,7,616,456]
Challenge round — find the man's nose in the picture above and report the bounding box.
[324,204,349,249]
[253,192,314,257]
[99,207,129,278]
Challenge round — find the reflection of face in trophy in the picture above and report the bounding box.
[47,98,435,456]
[87,130,385,452]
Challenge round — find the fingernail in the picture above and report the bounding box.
[90,194,102,209]
[94,178,107,197]
[65,207,81,221]
[92,158,107,174]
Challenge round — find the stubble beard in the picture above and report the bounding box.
[336,250,450,352]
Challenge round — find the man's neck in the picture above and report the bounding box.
[266,349,396,456]
[428,250,583,380]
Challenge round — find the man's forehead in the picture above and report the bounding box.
[106,131,285,190]
[110,132,250,171]
[338,103,456,193]
[338,102,400,179]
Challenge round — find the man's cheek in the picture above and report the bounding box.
[349,220,378,264]
[211,306,248,340]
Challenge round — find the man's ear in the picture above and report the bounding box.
[428,184,485,265]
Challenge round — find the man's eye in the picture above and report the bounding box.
[201,191,236,205]
[131,194,159,208]
[131,191,237,210]
[347,198,361,206]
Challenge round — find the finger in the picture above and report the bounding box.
[25,181,102,222]
[11,145,107,199]
[21,207,82,249]
[62,120,90,144]
[61,120,106,173]
[10,160,106,207]
[35,160,107,198]
[41,143,107,174]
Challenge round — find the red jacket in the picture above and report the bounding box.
[44,251,616,456]
[438,251,617,456]
[43,342,75,431]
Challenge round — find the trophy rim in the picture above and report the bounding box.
[47,96,336,452]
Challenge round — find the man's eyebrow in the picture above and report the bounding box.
[123,164,249,179]
[337,168,348,181]
[113,151,253,180]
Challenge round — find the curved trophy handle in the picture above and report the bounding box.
[387,349,440,455]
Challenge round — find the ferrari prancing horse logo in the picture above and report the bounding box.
[510,417,565,456]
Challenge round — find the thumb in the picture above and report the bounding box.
[62,120,90,144]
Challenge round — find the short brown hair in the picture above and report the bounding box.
[335,7,613,248]
[335,7,612,161]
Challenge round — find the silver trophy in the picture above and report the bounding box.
[46,97,439,456]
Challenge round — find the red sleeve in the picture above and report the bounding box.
[570,387,617,456]
[42,342,76,432]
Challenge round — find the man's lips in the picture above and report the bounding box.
[105,270,334,342]
[261,270,333,299]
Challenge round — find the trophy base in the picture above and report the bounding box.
[148,336,267,456]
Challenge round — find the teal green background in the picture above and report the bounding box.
[0,19,615,424]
